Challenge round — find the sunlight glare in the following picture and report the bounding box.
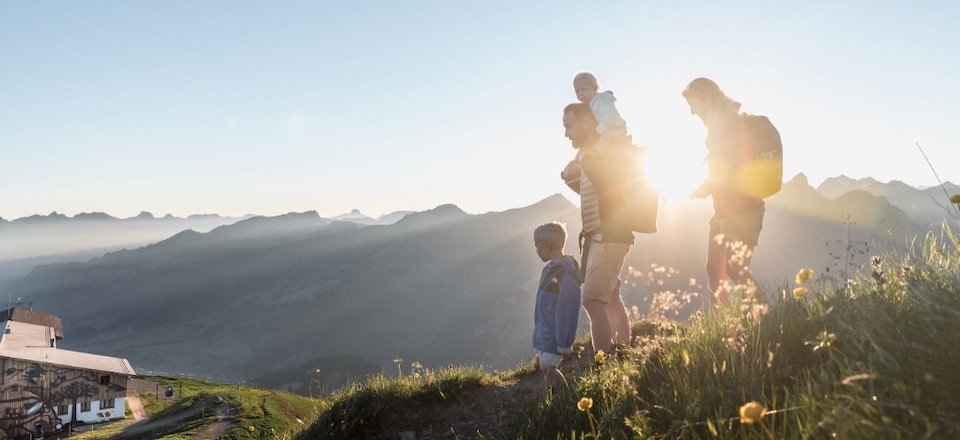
[645,144,705,204]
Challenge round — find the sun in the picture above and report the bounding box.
[644,145,705,204]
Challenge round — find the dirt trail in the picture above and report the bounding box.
[112,377,243,439]
[126,394,147,421]
[193,405,236,440]
[375,348,595,439]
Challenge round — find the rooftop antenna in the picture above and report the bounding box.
[916,142,960,220]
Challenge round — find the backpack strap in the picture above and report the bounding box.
[540,265,566,294]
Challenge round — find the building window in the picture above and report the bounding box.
[100,399,115,409]
[80,401,91,412]
[57,405,69,415]
[100,375,111,385]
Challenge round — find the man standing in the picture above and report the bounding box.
[560,103,633,356]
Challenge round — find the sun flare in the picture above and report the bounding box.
[644,145,705,204]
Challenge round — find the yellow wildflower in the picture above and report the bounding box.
[594,350,607,363]
[795,268,814,285]
[792,287,808,299]
[577,397,593,411]
[248,426,256,432]
[739,401,767,424]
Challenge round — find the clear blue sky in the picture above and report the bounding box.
[2,1,958,219]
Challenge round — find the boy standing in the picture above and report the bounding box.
[532,222,583,391]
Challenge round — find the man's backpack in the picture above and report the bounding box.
[581,143,660,235]
[739,115,783,199]
[623,146,659,233]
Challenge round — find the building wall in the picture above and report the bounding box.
[0,358,129,438]
[52,397,126,425]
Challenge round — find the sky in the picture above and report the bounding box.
[2,1,958,219]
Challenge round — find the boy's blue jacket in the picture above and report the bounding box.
[533,256,583,355]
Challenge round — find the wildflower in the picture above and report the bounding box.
[870,256,884,285]
[792,287,808,299]
[595,350,607,364]
[738,401,767,424]
[577,397,593,411]
[805,330,837,352]
[248,426,256,432]
[795,268,814,285]
[900,264,913,278]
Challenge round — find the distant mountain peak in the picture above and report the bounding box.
[517,193,577,214]
[432,204,467,214]
[333,209,376,225]
[786,173,810,188]
[395,204,469,228]
[134,211,155,219]
[74,212,116,221]
[376,210,413,224]
[13,212,68,223]
[334,209,371,219]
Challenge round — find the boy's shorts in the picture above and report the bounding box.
[539,351,564,368]
[582,238,630,303]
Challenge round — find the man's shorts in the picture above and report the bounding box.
[539,351,564,368]
[709,206,765,247]
[582,238,630,303]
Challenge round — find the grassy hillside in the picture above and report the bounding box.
[295,228,960,439]
[74,376,320,440]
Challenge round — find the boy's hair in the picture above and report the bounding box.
[573,71,600,90]
[534,222,567,248]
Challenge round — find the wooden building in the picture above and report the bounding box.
[0,308,135,439]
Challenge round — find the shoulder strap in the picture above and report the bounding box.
[540,265,566,292]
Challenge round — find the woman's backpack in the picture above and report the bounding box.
[739,115,783,199]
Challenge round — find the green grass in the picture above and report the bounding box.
[69,421,129,440]
[298,364,523,439]
[146,376,319,440]
[74,377,320,440]
[511,228,960,439]
[139,390,166,417]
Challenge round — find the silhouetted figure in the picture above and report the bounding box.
[560,103,634,355]
[684,78,782,304]
[531,222,581,391]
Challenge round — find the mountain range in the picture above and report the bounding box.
[816,176,960,230]
[3,175,957,392]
